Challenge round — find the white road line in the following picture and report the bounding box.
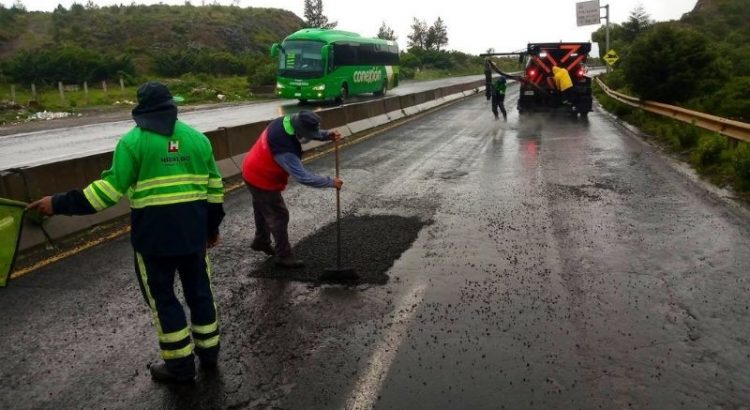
[344,283,427,410]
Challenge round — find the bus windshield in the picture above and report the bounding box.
[278,40,324,78]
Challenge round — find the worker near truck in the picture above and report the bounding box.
[491,76,508,121]
[242,110,343,268]
[552,66,574,103]
[483,58,493,101]
[27,82,225,384]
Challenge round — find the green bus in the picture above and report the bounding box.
[271,28,400,103]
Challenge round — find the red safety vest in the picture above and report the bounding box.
[242,127,289,191]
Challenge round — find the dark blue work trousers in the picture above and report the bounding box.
[134,251,220,377]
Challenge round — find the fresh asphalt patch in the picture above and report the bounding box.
[250,214,429,284]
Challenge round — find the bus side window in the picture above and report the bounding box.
[333,43,357,66]
[359,44,376,65]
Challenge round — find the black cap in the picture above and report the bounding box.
[137,82,173,106]
[132,82,178,136]
[292,110,324,142]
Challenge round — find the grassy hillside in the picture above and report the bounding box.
[0,3,303,56]
[0,3,303,79]
[680,0,750,79]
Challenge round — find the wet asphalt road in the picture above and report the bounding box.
[0,76,482,169]
[2,86,750,409]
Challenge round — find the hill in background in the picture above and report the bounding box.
[0,3,304,83]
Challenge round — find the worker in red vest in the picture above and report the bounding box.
[242,111,343,268]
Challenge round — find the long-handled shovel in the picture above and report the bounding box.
[320,139,357,281]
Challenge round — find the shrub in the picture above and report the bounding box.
[700,76,750,122]
[5,47,134,84]
[674,123,700,149]
[399,52,420,69]
[693,134,729,167]
[152,50,247,77]
[247,61,276,87]
[399,67,415,79]
[623,23,725,103]
[734,142,750,188]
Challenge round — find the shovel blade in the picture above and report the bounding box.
[320,267,358,282]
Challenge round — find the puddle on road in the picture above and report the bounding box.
[250,215,429,284]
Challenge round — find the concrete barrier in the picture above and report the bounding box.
[0,171,27,203]
[315,107,352,136]
[412,90,437,113]
[399,94,420,116]
[3,77,482,254]
[315,107,348,128]
[344,100,388,134]
[383,96,405,120]
[0,152,128,250]
[17,152,113,201]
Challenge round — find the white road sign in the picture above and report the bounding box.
[576,0,601,26]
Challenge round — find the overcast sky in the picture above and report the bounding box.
[14,0,697,55]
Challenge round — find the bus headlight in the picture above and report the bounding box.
[276,82,285,89]
[312,84,326,91]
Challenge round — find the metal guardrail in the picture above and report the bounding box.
[596,77,750,143]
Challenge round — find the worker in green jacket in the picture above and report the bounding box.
[491,76,508,121]
[27,82,225,383]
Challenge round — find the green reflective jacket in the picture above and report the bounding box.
[83,120,224,211]
[494,80,507,95]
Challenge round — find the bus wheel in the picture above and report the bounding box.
[335,84,348,104]
[374,81,387,96]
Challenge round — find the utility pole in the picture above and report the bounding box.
[576,1,608,69]
[601,4,610,73]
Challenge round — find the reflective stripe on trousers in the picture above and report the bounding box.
[134,251,220,375]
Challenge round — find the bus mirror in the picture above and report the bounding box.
[270,43,280,57]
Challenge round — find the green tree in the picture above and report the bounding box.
[303,0,336,29]
[591,22,626,58]
[425,17,448,51]
[51,4,68,44]
[377,21,396,41]
[70,2,84,14]
[621,4,651,43]
[0,2,21,42]
[623,23,724,103]
[399,52,420,69]
[5,46,134,84]
[407,17,427,50]
[248,55,277,87]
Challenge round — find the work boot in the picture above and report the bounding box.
[199,358,219,373]
[251,240,275,256]
[149,363,195,383]
[275,255,305,268]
